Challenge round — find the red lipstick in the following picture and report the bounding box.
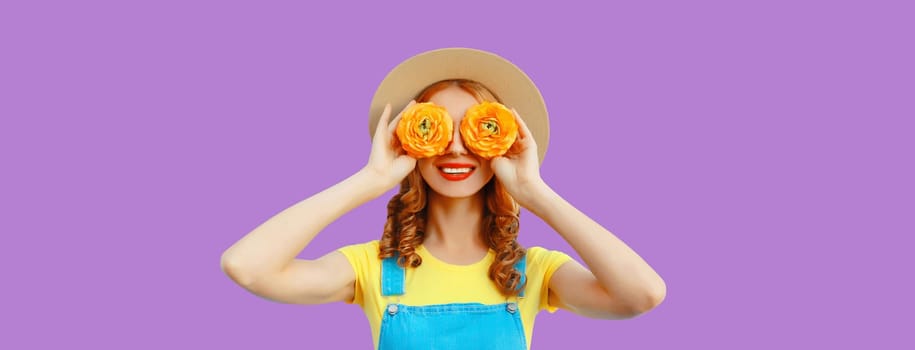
[436,163,476,181]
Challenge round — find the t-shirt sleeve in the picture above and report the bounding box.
[336,240,380,306]
[527,246,574,313]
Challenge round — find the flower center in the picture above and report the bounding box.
[481,120,499,136]
[417,117,431,139]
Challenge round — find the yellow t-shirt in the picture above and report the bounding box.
[338,240,573,349]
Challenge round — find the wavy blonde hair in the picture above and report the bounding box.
[378,79,527,296]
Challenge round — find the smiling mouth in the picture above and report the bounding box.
[437,166,476,181]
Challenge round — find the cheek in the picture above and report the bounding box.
[475,161,495,180]
[417,159,438,179]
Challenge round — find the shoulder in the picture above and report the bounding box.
[526,246,574,269]
[337,240,381,267]
[524,246,575,283]
[338,240,380,253]
[521,246,575,313]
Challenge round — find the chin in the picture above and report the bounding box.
[428,184,485,199]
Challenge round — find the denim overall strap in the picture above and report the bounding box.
[381,256,404,296]
[515,254,527,298]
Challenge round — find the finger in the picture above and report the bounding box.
[375,103,393,139]
[511,108,533,141]
[507,136,525,155]
[390,132,405,154]
[511,108,538,158]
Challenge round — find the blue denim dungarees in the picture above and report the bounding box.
[377,254,528,350]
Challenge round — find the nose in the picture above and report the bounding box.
[445,122,468,156]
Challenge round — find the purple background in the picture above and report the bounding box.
[2,0,912,348]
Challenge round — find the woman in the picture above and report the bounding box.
[221,48,666,349]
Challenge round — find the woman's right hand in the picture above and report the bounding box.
[362,100,418,192]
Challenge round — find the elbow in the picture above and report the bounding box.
[221,252,259,288]
[628,281,667,317]
[636,289,666,315]
[606,283,666,320]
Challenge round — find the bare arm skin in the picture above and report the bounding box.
[220,102,417,304]
[532,186,667,319]
[492,109,667,319]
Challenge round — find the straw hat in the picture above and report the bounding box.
[368,47,550,164]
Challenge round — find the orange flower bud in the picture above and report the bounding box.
[396,102,454,158]
[460,101,518,159]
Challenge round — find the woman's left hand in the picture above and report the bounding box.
[491,108,550,208]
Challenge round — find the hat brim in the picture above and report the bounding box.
[369,47,549,164]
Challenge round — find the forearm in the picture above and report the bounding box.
[221,168,386,286]
[527,184,666,310]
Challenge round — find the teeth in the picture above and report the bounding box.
[441,167,473,174]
